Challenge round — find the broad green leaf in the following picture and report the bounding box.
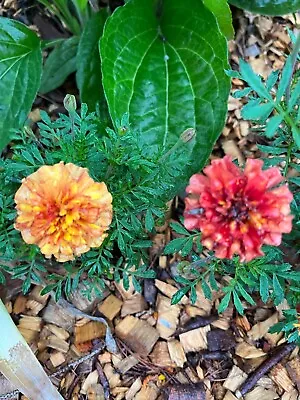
[265,115,283,138]
[228,0,300,15]
[0,18,42,150]
[100,0,230,196]
[76,11,108,111]
[164,237,187,254]
[202,0,234,39]
[40,36,79,94]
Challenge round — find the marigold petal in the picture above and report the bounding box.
[14,162,113,262]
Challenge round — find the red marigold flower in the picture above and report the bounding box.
[14,162,113,262]
[184,156,293,262]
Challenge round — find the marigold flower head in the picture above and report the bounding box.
[184,156,293,262]
[14,162,113,262]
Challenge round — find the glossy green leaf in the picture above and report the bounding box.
[228,0,300,15]
[203,0,234,39]
[0,17,42,151]
[76,10,108,111]
[40,36,79,94]
[100,0,230,195]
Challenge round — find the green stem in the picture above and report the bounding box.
[284,141,293,177]
[286,32,300,102]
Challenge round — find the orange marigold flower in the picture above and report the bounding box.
[184,156,293,262]
[14,162,113,262]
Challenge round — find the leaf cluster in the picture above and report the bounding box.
[0,102,174,300]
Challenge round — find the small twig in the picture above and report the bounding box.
[235,343,296,398]
[95,361,110,400]
[0,346,104,399]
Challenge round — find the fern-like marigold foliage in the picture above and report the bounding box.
[184,156,293,262]
[14,162,113,262]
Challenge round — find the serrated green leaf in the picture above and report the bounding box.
[100,0,230,197]
[164,237,187,254]
[202,0,234,39]
[276,55,293,103]
[169,222,190,236]
[228,0,300,15]
[40,36,79,94]
[242,101,274,120]
[233,290,244,315]
[209,271,218,291]
[132,240,153,248]
[171,286,189,305]
[289,177,300,186]
[190,285,197,304]
[232,87,252,98]
[0,17,42,150]
[145,209,155,232]
[265,115,283,138]
[76,11,108,111]
[180,238,193,256]
[201,279,212,300]
[273,274,284,305]
[237,283,256,305]
[266,70,279,91]
[260,274,269,303]
[218,291,231,314]
[239,59,271,99]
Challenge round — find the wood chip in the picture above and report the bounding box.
[121,293,147,317]
[25,299,44,316]
[43,299,74,331]
[223,391,238,400]
[87,384,105,400]
[103,364,121,389]
[98,294,122,320]
[179,325,210,353]
[13,295,27,314]
[135,382,159,400]
[46,335,69,353]
[115,316,159,355]
[75,321,106,345]
[81,371,99,395]
[223,365,248,392]
[125,378,142,400]
[222,139,245,165]
[269,363,294,392]
[50,351,66,367]
[194,285,213,315]
[29,285,49,305]
[18,315,42,331]
[286,357,300,391]
[167,339,187,368]
[46,324,70,340]
[155,280,188,304]
[116,355,139,374]
[281,389,298,400]
[150,341,175,368]
[247,313,279,341]
[244,386,278,400]
[156,294,180,339]
[235,342,266,359]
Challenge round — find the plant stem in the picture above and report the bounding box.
[286,32,300,102]
[0,300,63,400]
